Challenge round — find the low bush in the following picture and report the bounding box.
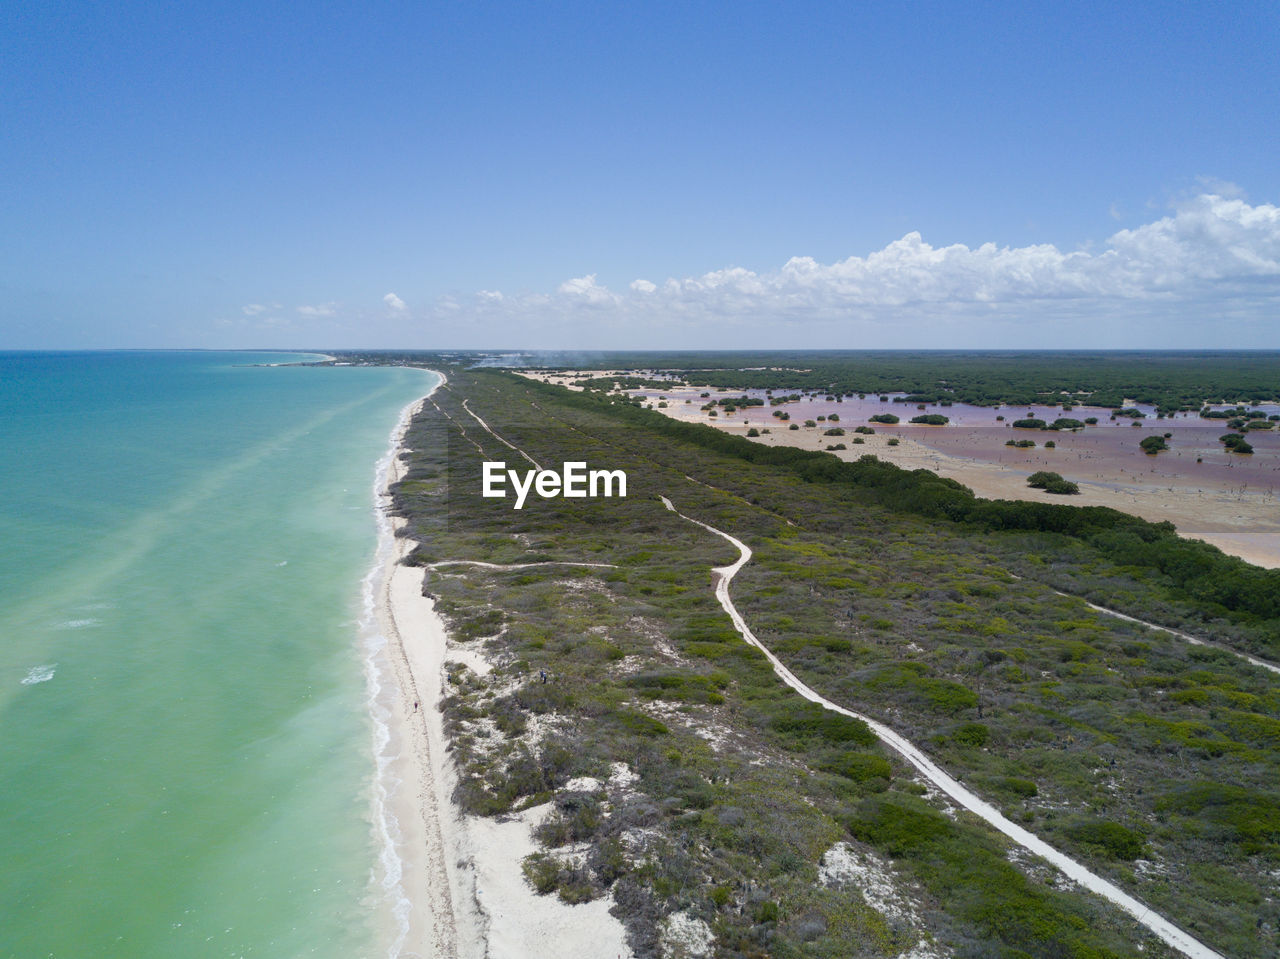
[1063,820,1146,860]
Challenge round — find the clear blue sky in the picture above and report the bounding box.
[3,0,1278,349]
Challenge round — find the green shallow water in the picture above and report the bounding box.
[0,352,437,959]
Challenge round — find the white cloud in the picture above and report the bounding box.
[557,274,619,306]
[442,193,1280,339]
[242,303,267,316]
[297,302,337,317]
[383,292,407,312]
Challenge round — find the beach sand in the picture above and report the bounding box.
[376,396,633,959]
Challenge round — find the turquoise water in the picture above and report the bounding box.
[0,352,437,959]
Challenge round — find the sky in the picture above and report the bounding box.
[2,0,1278,350]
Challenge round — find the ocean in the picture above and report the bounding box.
[0,351,437,958]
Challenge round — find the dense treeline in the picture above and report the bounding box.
[516,350,1280,413]
[509,373,1280,636]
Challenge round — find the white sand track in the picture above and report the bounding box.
[658,495,1223,959]
[1073,594,1280,677]
[462,398,541,470]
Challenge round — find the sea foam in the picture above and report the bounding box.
[21,664,57,685]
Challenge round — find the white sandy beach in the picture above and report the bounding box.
[373,389,633,959]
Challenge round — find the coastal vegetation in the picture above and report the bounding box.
[1138,436,1169,454]
[1220,433,1255,454]
[378,360,1280,959]
[1026,472,1080,495]
[463,350,1280,413]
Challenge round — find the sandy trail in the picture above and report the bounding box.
[1046,587,1280,676]
[449,389,1222,956]
[462,398,541,469]
[658,495,1223,959]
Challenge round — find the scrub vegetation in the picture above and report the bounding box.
[379,361,1280,958]
[498,350,1280,414]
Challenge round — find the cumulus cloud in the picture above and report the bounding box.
[383,292,407,312]
[457,193,1280,330]
[557,274,619,306]
[297,302,337,317]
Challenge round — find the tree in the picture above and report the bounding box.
[1139,435,1168,454]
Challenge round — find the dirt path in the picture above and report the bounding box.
[1057,589,1280,677]
[462,398,541,469]
[658,495,1223,959]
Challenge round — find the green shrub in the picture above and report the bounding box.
[1156,782,1280,852]
[754,901,780,923]
[1000,777,1038,798]
[1220,433,1254,454]
[953,722,990,747]
[614,709,669,736]
[818,751,893,782]
[523,853,562,894]
[1139,435,1168,454]
[770,702,877,746]
[1026,471,1064,489]
[1063,820,1146,860]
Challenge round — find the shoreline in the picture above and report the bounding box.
[365,372,483,958]
[368,372,632,958]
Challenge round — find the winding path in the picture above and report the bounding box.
[444,392,1222,957]
[1070,593,1280,677]
[1008,572,1280,677]
[659,495,1222,959]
